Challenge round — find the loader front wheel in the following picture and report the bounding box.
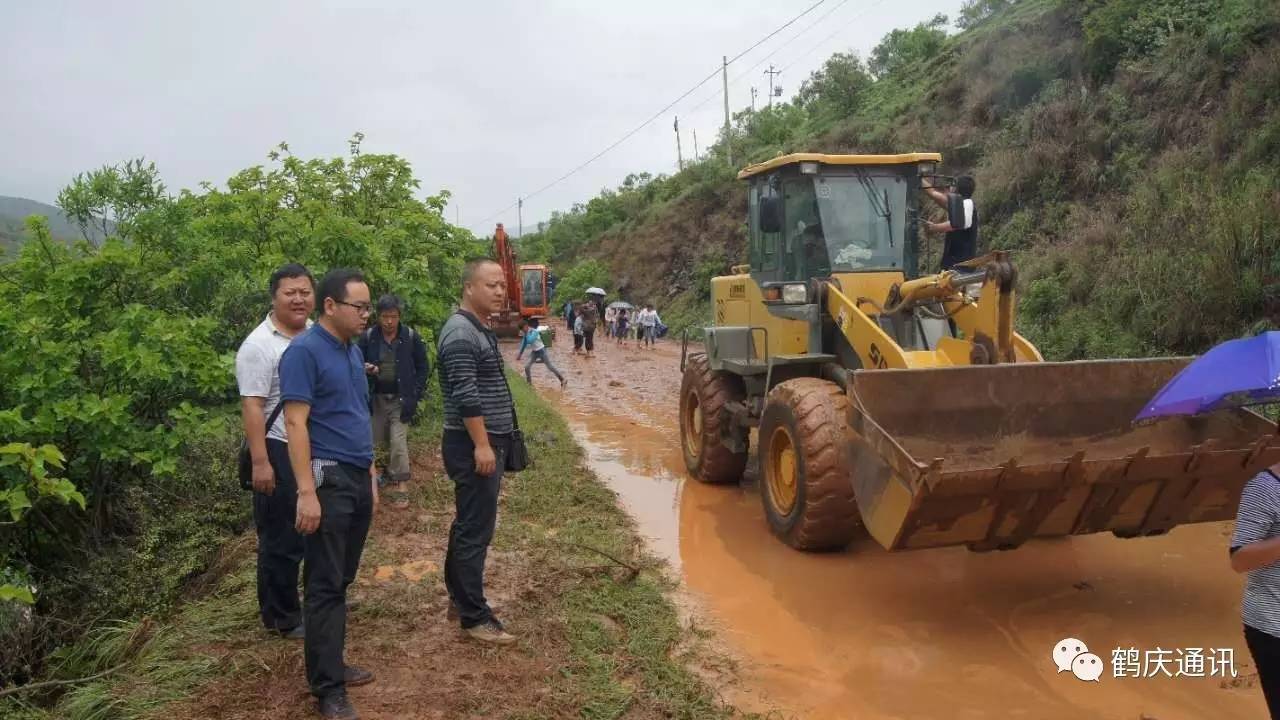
[759,378,862,551]
[680,353,748,484]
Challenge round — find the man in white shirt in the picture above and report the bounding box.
[235,263,315,638]
[637,304,662,349]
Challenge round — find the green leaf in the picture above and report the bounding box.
[5,488,32,521]
[0,584,35,604]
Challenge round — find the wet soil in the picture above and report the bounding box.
[511,328,1270,720]
[168,449,573,720]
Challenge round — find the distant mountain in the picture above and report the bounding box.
[0,195,113,254]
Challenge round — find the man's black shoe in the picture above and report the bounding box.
[318,693,358,720]
[279,623,305,640]
[344,665,374,687]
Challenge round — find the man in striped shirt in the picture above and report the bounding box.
[437,258,518,645]
[1230,463,1280,718]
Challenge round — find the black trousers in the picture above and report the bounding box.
[253,439,304,632]
[442,429,510,629]
[583,328,595,352]
[304,461,373,699]
[1246,624,1280,718]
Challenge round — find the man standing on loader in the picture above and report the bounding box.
[922,174,979,271]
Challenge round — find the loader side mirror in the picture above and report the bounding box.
[760,196,782,234]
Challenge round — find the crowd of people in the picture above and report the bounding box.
[560,296,663,359]
[233,258,521,720]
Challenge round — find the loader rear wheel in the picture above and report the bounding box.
[759,378,862,551]
[680,353,748,484]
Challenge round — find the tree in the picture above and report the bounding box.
[795,52,874,118]
[868,13,950,79]
[553,260,612,313]
[0,136,479,683]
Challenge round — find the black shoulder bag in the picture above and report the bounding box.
[238,402,286,490]
[496,338,529,473]
[505,399,529,473]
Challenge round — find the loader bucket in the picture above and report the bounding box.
[844,359,1280,552]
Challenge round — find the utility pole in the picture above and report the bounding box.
[674,116,684,171]
[517,197,523,239]
[693,129,700,160]
[722,55,733,168]
[750,86,758,112]
[764,65,781,108]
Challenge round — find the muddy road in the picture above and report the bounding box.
[506,330,1267,719]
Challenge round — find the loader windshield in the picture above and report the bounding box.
[522,268,544,308]
[813,174,907,271]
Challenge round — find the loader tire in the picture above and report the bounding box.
[680,353,748,484]
[759,378,862,551]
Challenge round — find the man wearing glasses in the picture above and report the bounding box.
[280,268,379,720]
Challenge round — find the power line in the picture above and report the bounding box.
[475,0,827,228]
[778,0,891,74]
[684,0,851,114]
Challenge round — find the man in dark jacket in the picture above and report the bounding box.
[359,294,429,486]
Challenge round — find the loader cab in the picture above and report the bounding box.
[743,154,940,285]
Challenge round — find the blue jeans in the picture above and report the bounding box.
[523,348,565,383]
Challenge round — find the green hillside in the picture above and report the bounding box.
[520,0,1280,358]
[0,195,114,253]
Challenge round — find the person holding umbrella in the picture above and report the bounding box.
[579,294,600,358]
[1231,463,1280,719]
[1136,330,1280,717]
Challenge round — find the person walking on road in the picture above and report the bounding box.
[579,298,599,358]
[280,268,379,720]
[358,294,429,492]
[235,263,314,639]
[572,307,585,354]
[615,308,630,347]
[638,304,662,349]
[1230,463,1280,719]
[436,258,520,645]
[517,317,567,388]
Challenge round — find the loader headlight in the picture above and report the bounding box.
[781,283,808,304]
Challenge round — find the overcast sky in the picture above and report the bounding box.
[2,0,961,236]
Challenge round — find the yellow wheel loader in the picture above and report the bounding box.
[679,153,1280,552]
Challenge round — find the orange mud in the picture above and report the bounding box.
[506,331,1269,720]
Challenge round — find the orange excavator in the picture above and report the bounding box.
[491,223,553,338]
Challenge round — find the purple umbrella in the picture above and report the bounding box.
[1135,331,1280,422]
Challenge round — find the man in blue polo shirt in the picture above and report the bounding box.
[280,268,378,720]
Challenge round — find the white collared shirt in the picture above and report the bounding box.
[235,314,312,442]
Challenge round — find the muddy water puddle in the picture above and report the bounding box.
[507,339,1266,719]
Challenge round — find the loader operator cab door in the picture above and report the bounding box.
[784,179,832,279]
